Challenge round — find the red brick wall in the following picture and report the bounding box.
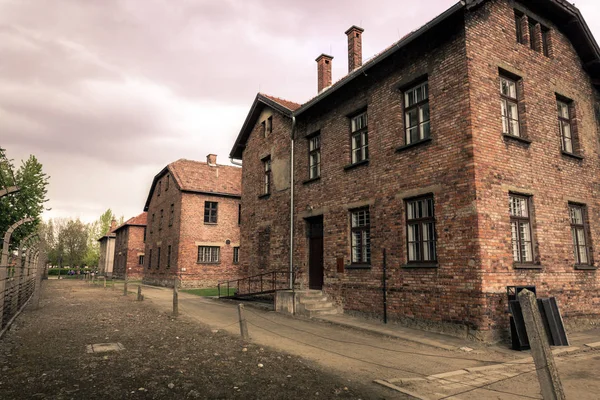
[465,0,600,336]
[240,108,292,277]
[113,225,146,280]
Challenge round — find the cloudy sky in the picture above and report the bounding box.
[2,0,599,223]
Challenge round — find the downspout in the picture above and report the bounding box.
[289,115,297,289]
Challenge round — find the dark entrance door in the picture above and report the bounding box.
[307,216,324,290]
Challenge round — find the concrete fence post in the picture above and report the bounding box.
[137,285,143,301]
[0,217,34,326]
[172,277,179,317]
[518,289,566,400]
[237,304,249,340]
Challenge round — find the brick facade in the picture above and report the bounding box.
[113,212,147,280]
[232,0,600,340]
[143,157,241,288]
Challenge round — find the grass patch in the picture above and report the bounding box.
[182,287,236,297]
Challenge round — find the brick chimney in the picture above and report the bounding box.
[207,154,217,166]
[316,53,334,93]
[345,25,364,72]
[109,219,116,233]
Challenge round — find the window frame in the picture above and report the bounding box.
[157,247,161,269]
[148,249,152,269]
[557,98,576,155]
[167,245,172,268]
[204,201,218,224]
[350,207,371,265]
[138,255,144,266]
[197,246,220,264]
[169,203,174,226]
[403,80,430,146]
[157,180,161,196]
[350,111,368,165]
[514,10,525,44]
[166,174,170,191]
[500,75,521,138]
[308,132,321,180]
[405,195,437,264]
[159,209,163,230]
[263,156,272,195]
[150,214,155,234]
[509,194,535,265]
[569,203,590,267]
[233,246,240,264]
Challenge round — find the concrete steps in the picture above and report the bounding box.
[294,290,338,317]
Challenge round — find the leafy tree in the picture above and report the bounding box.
[58,219,88,267]
[0,149,49,250]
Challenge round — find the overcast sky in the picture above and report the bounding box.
[2,0,599,223]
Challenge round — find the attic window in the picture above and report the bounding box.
[157,180,161,196]
[264,116,273,137]
[166,175,170,190]
[514,10,551,58]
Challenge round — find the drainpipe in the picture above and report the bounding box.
[229,158,243,166]
[289,116,296,290]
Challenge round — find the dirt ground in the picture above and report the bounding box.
[0,280,379,399]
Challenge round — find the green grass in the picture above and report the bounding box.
[182,287,236,297]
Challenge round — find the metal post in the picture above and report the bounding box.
[518,289,565,400]
[238,304,249,340]
[383,248,388,324]
[172,277,179,317]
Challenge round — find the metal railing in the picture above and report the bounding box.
[217,268,296,299]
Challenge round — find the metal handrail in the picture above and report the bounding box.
[217,268,296,299]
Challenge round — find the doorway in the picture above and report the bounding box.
[307,216,324,290]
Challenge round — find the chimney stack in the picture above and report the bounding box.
[345,25,364,72]
[207,154,217,166]
[316,53,334,93]
[110,219,116,232]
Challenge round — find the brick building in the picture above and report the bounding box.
[142,155,242,288]
[230,0,600,340]
[112,212,147,280]
[97,220,117,277]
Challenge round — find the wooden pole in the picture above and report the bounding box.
[172,277,179,317]
[237,304,249,340]
[518,289,565,400]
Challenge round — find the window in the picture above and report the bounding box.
[151,214,155,233]
[233,247,239,264]
[166,175,170,190]
[350,112,368,164]
[528,19,538,51]
[569,204,589,266]
[500,76,520,137]
[198,246,220,263]
[350,208,370,264]
[157,180,161,196]
[157,247,161,269]
[148,249,152,269]
[143,227,147,242]
[159,209,163,230]
[541,27,550,56]
[263,157,271,195]
[167,245,172,268]
[267,116,272,135]
[204,201,218,223]
[515,10,525,44]
[404,81,430,145]
[308,134,321,179]
[238,204,241,225]
[169,203,174,226]
[509,194,534,264]
[557,99,575,154]
[406,196,437,263]
[138,255,144,266]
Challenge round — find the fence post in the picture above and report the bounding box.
[123,276,128,296]
[137,285,143,301]
[103,276,106,289]
[518,289,566,400]
[172,277,179,317]
[238,304,249,340]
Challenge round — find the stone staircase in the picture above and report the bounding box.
[293,290,338,318]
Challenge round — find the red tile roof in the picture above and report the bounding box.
[114,212,147,233]
[260,93,301,111]
[169,159,242,196]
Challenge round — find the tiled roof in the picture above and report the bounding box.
[260,93,301,111]
[168,159,242,195]
[114,212,147,232]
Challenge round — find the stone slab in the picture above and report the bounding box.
[86,342,125,353]
[373,379,432,400]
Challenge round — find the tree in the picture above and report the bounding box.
[0,150,49,249]
[58,219,88,267]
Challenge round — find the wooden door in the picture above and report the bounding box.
[307,217,324,290]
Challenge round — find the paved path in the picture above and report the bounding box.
[125,284,530,398]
